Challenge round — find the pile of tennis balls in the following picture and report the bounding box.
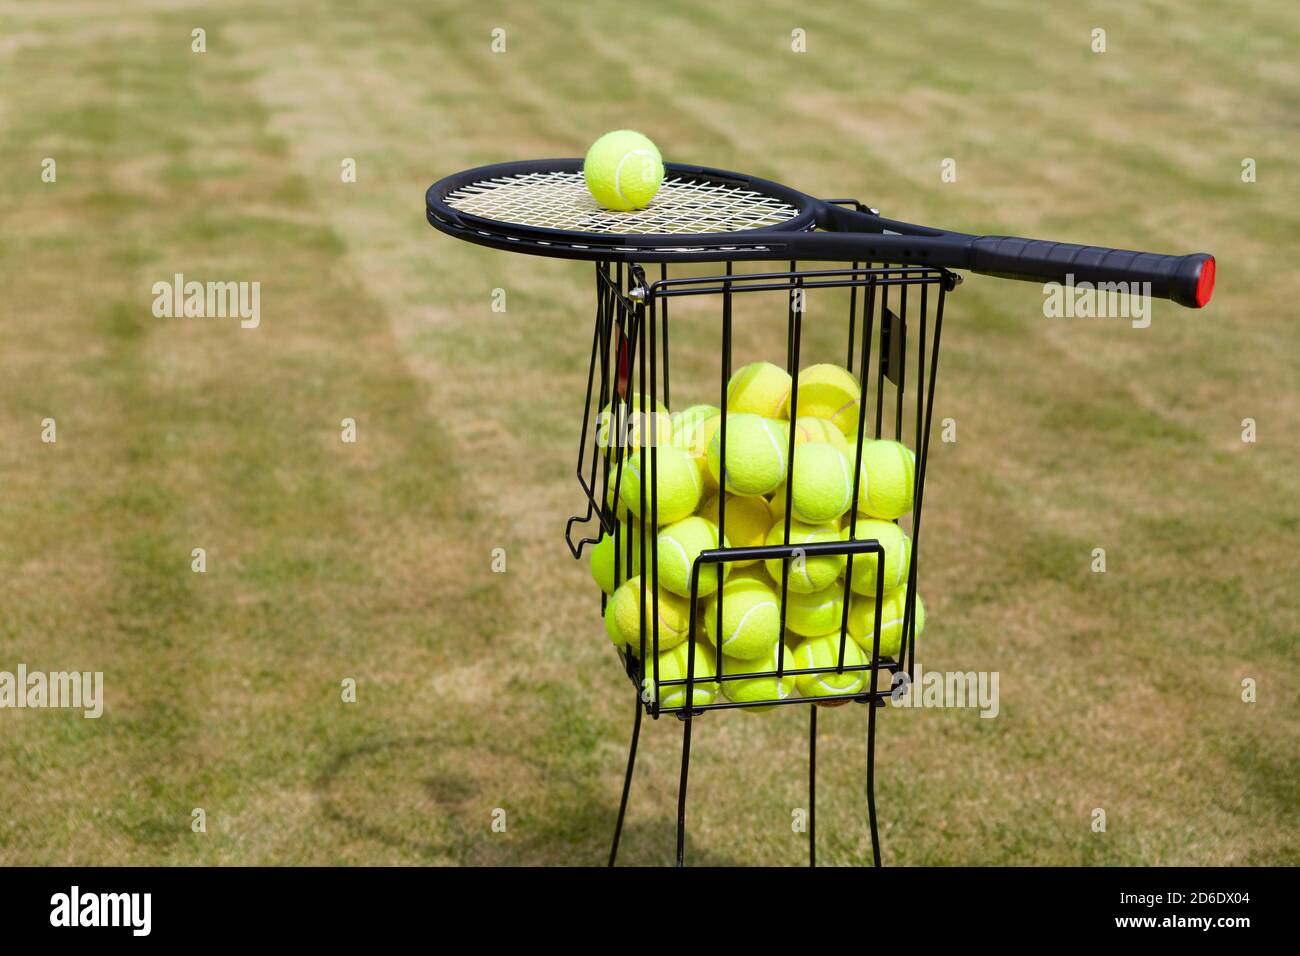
[592,360,926,712]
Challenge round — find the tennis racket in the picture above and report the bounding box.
[427,159,1215,308]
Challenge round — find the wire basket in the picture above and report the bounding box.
[566,252,954,720]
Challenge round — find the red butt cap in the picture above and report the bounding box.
[1195,256,1216,308]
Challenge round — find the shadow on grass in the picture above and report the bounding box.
[312,733,744,866]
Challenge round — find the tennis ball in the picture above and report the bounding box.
[721,641,797,710]
[791,633,868,698]
[842,517,911,596]
[656,516,730,598]
[795,364,861,437]
[783,580,847,637]
[793,416,849,452]
[727,361,791,419]
[643,640,718,709]
[672,404,721,485]
[604,474,628,520]
[700,493,774,567]
[847,586,925,659]
[584,130,664,211]
[790,441,854,524]
[620,445,703,524]
[589,522,642,594]
[856,439,916,520]
[768,483,789,524]
[672,404,720,451]
[605,576,693,656]
[706,413,789,496]
[703,571,781,660]
[600,393,671,450]
[764,519,845,593]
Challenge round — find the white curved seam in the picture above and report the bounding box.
[723,600,778,650]
[613,149,653,204]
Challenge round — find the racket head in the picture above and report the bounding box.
[426,159,823,261]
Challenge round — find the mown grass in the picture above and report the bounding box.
[0,0,1296,865]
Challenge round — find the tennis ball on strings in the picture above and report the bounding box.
[847,586,925,659]
[793,416,849,452]
[796,364,861,437]
[727,361,792,419]
[584,130,664,211]
[721,641,798,710]
[764,519,845,593]
[703,570,781,660]
[790,442,854,524]
[605,575,693,655]
[589,522,642,595]
[783,580,847,637]
[855,439,916,520]
[700,493,774,567]
[791,633,868,699]
[656,516,730,598]
[600,393,672,450]
[842,517,911,596]
[642,640,718,709]
[620,445,703,524]
[706,413,789,496]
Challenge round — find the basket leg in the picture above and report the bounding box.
[809,704,817,867]
[674,716,694,867]
[608,693,643,867]
[867,698,883,867]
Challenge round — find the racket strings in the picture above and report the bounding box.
[444,170,799,236]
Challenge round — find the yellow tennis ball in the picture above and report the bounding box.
[842,517,911,596]
[600,392,671,450]
[703,571,781,659]
[791,633,868,698]
[768,483,789,524]
[764,519,844,593]
[672,404,721,485]
[795,364,861,436]
[727,361,791,419]
[671,404,719,449]
[706,413,789,496]
[604,475,628,520]
[790,442,854,524]
[847,586,925,659]
[583,130,664,211]
[656,516,730,598]
[855,439,916,519]
[721,640,798,710]
[604,575,692,655]
[783,580,847,637]
[589,522,642,594]
[642,640,718,710]
[700,493,774,567]
[620,445,703,524]
[793,416,849,452]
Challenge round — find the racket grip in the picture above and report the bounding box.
[969,237,1215,308]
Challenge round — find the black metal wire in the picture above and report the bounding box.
[608,692,642,866]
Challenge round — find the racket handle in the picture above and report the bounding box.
[969,237,1215,309]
